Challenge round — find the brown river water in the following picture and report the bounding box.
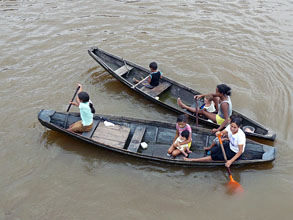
[1,1,293,219]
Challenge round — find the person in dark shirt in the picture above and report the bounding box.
[134,62,162,88]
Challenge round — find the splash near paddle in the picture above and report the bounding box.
[217,134,244,195]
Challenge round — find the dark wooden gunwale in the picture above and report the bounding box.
[38,109,275,167]
[88,46,276,141]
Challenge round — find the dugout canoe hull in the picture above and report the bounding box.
[88,47,276,141]
[38,109,275,167]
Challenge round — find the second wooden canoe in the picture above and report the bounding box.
[88,46,276,141]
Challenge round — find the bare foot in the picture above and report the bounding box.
[133,77,139,83]
[177,98,185,109]
[187,150,192,153]
[184,157,191,161]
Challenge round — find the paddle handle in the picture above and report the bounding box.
[195,98,198,127]
[67,86,80,112]
[217,134,232,175]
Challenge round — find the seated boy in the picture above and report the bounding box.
[134,62,162,88]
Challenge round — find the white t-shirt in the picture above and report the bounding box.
[225,125,246,153]
[204,101,216,113]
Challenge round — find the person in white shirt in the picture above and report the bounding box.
[184,117,245,167]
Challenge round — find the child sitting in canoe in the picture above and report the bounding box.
[172,130,192,157]
[178,84,232,133]
[67,84,95,133]
[133,62,162,88]
[177,94,216,114]
[200,94,216,113]
[167,114,192,157]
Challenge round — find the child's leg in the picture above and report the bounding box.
[177,98,196,113]
[67,120,82,133]
[167,144,176,155]
[133,78,139,83]
[181,148,188,157]
[171,149,182,157]
[204,139,217,151]
[204,142,215,151]
[186,147,192,153]
[184,155,213,162]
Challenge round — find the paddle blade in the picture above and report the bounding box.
[226,175,244,195]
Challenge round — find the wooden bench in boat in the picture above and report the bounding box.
[92,122,130,149]
[141,81,171,97]
[127,126,146,152]
[114,65,133,76]
[82,120,99,138]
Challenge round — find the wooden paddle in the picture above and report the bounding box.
[195,97,198,127]
[67,86,80,112]
[217,134,244,194]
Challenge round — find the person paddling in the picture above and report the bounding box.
[133,62,163,88]
[67,84,95,133]
[184,117,245,167]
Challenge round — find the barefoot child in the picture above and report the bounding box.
[200,95,216,113]
[67,84,95,133]
[177,84,232,133]
[133,62,162,88]
[173,130,192,157]
[167,115,192,157]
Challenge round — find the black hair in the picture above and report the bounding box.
[181,130,190,139]
[149,62,158,71]
[230,116,242,127]
[78,91,95,113]
[217,84,231,96]
[78,92,89,102]
[177,114,187,123]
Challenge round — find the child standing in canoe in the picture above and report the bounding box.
[167,115,192,157]
[67,84,95,133]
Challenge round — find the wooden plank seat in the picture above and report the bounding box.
[82,120,100,138]
[92,122,130,149]
[114,65,133,76]
[127,126,146,152]
[142,81,171,97]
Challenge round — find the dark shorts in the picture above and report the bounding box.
[211,141,237,161]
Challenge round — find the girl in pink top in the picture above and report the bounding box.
[167,115,192,158]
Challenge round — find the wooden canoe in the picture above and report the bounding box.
[38,109,276,167]
[88,47,276,141]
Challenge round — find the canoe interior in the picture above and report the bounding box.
[39,110,275,165]
[89,47,275,141]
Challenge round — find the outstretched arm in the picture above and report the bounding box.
[71,84,83,106]
[194,93,218,100]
